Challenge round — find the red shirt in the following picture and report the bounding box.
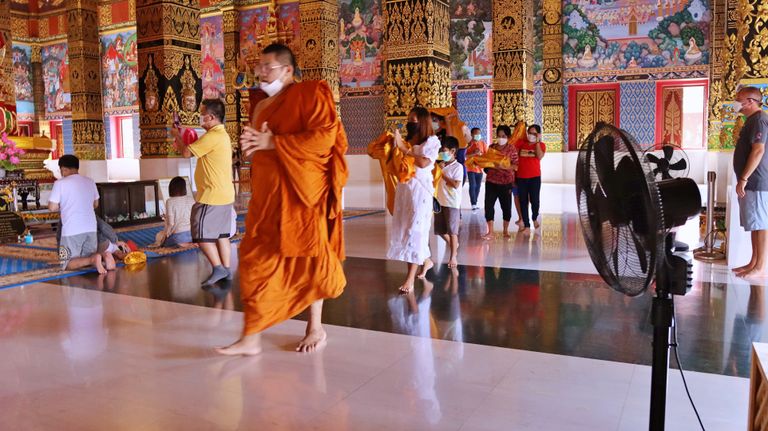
[485,143,519,185]
[515,139,545,179]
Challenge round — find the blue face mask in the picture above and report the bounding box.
[473,134,482,141]
[438,151,453,162]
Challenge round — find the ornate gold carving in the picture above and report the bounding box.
[741,0,768,79]
[492,91,534,127]
[542,105,563,152]
[11,17,28,39]
[72,120,106,160]
[574,90,615,146]
[383,0,450,60]
[385,59,451,117]
[492,0,533,52]
[300,0,340,103]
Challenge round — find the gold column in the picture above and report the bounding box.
[67,0,106,159]
[0,0,14,111]
[492,0,535,128]
[136,0,202,157]
[382,0,452,127]
[707,0,726,150]
[222,6,241,144]
[299,0,340,104]
[541,0,563,151]
[739,0,768,81]
[30,45,46,135]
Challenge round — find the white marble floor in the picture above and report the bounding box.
[0,283,749,431]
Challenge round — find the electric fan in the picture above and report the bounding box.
[576,123,701,431]
[645,144,689,180]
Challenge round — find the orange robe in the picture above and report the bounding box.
[428,107,469,148]
[239,80,348,336]
[465,121,527,170]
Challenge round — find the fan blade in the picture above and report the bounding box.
[631,230,648,274]
[653,167,662,178]
[662,145,674,161]
[594,136,616,189]
[669,158,687,171]
[662,170,673,180]
[646,153,661,164]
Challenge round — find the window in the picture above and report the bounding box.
[111,115,135,159]
[655,79,708,149]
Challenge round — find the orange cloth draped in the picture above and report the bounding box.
[239,80,348,336]
[429,107,469,148]
[465,121,526,171]
[367,132,442,215]
[510,120,527,143]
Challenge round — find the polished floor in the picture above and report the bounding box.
[0,189,757,430]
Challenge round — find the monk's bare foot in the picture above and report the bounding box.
[216,334,262,356]
[417,258,433,279]
[738,267,768,279]
[296,328,327,353]
[448,256,458,269]
[92,254,106,274]
[398,283,414,294]
[103,252,116,271]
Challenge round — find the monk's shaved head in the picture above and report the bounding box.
[262,43,301,78]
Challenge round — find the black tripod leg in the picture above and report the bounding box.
[649,294,673,431]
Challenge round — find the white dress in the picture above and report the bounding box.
[387,136,440,264]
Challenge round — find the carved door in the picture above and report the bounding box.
[661,87,683,146]
[575,90,616,147]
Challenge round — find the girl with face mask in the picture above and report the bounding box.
[481,125,520,240]
[466,128,488,210]
[514,124,546,232]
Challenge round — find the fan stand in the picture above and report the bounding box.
[649,233,690,431]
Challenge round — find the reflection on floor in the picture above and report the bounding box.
[1,208,756,430]
[0,284,748,430]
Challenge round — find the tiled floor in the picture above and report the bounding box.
[0,284,748,431]
[0,183,756,430]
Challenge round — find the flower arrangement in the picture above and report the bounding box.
[0,133,25,171]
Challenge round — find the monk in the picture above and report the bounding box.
[216,43,348,355]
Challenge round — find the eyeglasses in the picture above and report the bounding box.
[257,63,285,73]
[748,97,763,104]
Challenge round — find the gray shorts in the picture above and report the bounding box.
[191,202,234,243]
[434,206,461,235]
[59,232,98,269]
[739,190,768,231]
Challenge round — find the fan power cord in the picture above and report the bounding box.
[670,296,706,431]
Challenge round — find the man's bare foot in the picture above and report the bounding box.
[417,258,433,279]
[448,256,458,269]
[503,232,512,239]
[738,267,768,279]
[296,328,327,353]
[216,333,262,356]
[398,283,414,294]
[733,263,754,273]
[103,252,116,271]
[534,219,540,229]
[481,233,494,241]
[92,254,106,274]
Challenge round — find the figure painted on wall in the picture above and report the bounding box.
[101,32,139,110]
[41,43,70,114]
[277,3,301,54]
[240,7,270,69]
[12,46,33,103]
[450,0,492,80]
[339,0,383,87]
[562,0,711,73]
[201,16,225,100]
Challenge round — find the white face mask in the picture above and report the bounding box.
[473,134,482,141]
[260,71,285,97]
[432,121,441,131]
[733,101,743,114]
[497,137,508,146]
[527,133,538,142]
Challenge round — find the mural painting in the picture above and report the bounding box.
[562,0,710,74]
[449,0,492,80]
[201,15,225,100]
[277,3,301,56]
[12,44,34,121]
[339,0,383,87]
[239,7,270,67]
[533,0,543,78]
[100,31,139,110]
[41,43,70,114]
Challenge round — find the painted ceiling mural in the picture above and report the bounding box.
[449,0,492,80]
[100,31,139,111]
[339,0,383,87]
[563,0,711,74]
[41,43,70,115]
[201,15,225,100]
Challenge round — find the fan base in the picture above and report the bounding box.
[693,250,726,261]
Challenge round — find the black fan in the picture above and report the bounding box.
[646,144,689,180]
[576,123,701,431]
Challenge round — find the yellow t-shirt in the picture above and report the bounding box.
[188,124,235,205]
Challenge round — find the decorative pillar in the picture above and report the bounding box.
[540,0,563,151]
[66,0,106,160]
[738,0,768,82]
[0,0,14,111]
[382,0,452,128]
[136,0,202,157]
[706,0,726,149]
[492,0,535,128]
[30,45,46,135]
[222,6,241,144]
[299,0,340,104]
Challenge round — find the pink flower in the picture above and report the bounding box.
[10,157,19,165]
[0,154,8,160]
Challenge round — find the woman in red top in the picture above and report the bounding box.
[481,125,519,240]
[514,124,546,232]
